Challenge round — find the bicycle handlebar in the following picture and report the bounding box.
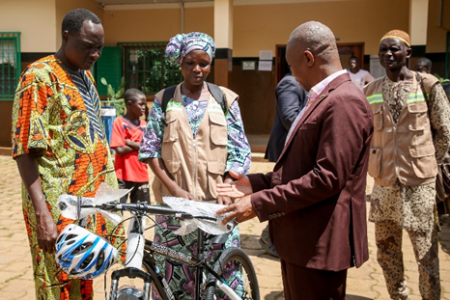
[81,201,219,222]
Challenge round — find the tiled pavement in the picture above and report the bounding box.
[0,154,449,299]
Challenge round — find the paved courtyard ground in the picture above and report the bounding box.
[0,154,449,299]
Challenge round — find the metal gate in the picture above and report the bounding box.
[0,32,21,100]
[120,42,181,95]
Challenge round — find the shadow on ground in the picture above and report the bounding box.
[264,290,284,300]
[240,233,280,262]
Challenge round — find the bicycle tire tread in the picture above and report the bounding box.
[204,248,259,300]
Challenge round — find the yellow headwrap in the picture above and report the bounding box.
[380,29,411,47]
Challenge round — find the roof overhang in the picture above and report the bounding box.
[92,0,358,10]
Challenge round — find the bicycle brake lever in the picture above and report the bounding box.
[175,213,194,220]
[101,202,120,211]
[215,215,234,231]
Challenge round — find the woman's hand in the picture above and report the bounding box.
[170,185,195,200]
[217,171,237,205]
[148,158,195,200]
[217,195,233,206]
[217,170,253,199]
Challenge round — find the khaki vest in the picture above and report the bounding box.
[152,82,237,203]
[364,72,439,186]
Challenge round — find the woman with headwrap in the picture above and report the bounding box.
[139,32,251,299]
[365,29,450,299]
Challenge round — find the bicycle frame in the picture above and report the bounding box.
[111,212,243,300]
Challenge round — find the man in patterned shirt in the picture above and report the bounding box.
[11,9,124,300]
[364,29,450,300]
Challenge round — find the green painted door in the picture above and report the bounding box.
[95,46,122,96]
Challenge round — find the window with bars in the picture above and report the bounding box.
[120,42,182,95]
[0,32,20,100]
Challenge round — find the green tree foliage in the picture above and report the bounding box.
[435,73,450,84]
[135,49,181,94]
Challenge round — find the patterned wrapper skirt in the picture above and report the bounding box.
[152,206,243,300]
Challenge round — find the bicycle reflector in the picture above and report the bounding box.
[55,224,118,280]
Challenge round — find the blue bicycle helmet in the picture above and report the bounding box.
[55,224,118,280]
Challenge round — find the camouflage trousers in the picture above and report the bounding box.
[375,221,440,300]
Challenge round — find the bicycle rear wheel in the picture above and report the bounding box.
[142,259,170,300]
[204,248,259,300]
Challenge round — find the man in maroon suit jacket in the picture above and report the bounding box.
[216,21,373,299]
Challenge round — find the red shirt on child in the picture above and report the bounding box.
[111,116,149,183]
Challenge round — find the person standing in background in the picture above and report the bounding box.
[262,70,307,257]
[416,57,432,74]
[347,56,375,91]
[365,29,450,300]
[265,70,308,162]
[110,88,150,204]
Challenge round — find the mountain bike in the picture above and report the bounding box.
[67,200,259,300]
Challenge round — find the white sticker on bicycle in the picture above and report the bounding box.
[163,197,233,236]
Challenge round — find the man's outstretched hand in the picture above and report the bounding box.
[216,170,253,199]
[215,195,257,225]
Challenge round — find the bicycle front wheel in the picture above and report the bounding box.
[142,259,170,300]
[204,248,259,300]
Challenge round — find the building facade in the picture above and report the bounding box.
[0,0,449,148]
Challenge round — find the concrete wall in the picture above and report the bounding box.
[55,0,104,49]
[97,0,411,136]
[409,0,429,46]
[100,6,214,46]
[0,0,53,147]
[0,0,57,52]
[101,8,182,45]
[233,0,410,57]
[100,0,410,56]
[1,0,447,145]
[1,0,440,59]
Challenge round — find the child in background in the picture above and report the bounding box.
[111,88,150,203]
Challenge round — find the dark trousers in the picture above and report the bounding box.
[117,179,150,204]
[280,259,347,300]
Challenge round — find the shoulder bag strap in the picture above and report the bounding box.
[206,82,227,114]
[160,85,177,126]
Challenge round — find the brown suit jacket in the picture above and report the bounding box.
[250,73,373,271]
